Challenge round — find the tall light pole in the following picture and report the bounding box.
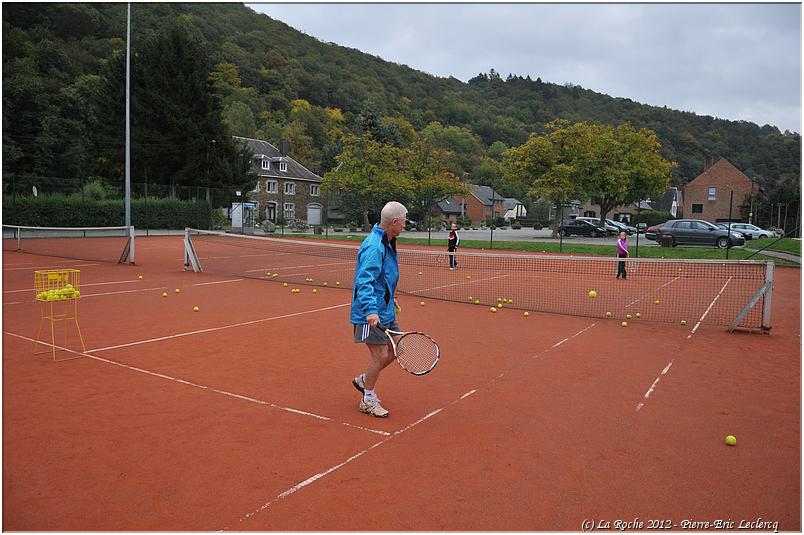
[125,2,131,229]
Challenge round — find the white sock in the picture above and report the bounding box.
[363,389,375,402]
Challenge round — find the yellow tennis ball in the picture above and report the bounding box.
[588,290,597,298]
[474,299,480,304]
[323,282,328,286]
[335,281,341,285]
[175,288,180,293]
[725,435,737,446]
[626,314,632,319]
[490,307,497,313]
[162,292,168,297]
[312,289,318,293]
[283,282,288,287]
[635,312,641,318]
[418,271,423,275]
[681,320,687,325]
[420,301,425,306]
[193,306,199,312]
[621,321,628,327]
[466,275,470,279]
[523,311,529,317]
[138,275,143,280]
[605,311,612,318]
[655,299,661,305]
[498,302,504,308]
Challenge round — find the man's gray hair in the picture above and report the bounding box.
[380,201,408,225]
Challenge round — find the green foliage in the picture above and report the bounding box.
[632,210,675,227]
[1,1,799,219]
[3,193,212,229]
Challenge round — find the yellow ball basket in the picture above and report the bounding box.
[33,269,86,360]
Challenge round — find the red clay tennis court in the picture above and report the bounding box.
[3,233,800,530]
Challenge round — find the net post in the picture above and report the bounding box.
[762,260,774,332]
[183,228,202,272]
[128,225,136,264]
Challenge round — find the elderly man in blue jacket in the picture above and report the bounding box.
[350,201,407,418]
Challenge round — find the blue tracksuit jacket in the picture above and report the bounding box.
[350,224,399,325]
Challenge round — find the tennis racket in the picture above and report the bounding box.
[384,328,440,375]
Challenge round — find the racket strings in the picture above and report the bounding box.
[395,333,439,374]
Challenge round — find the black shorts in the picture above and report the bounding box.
[353,321,400,345]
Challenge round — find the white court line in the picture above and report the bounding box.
[546,323,597,351]
[4,262,100,271]
[688,277,733,338]
[625,276,681,308]
[233,405,449,527]
[635,360,674,412]
[245,261,353,273]
[88,303,350,353]
[3,331,389,438]
[192,279,244,286]
[3,278,144,294]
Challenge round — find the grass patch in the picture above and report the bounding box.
[283,233,792,264]
[745,237,800,256]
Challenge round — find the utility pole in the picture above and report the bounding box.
[125,3,131,230]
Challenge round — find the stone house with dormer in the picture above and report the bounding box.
[235,136,324,226]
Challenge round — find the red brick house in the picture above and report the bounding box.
[682,157,753,223]
[441,185,504,224]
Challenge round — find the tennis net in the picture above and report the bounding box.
[184,228,772,332]
[3,225,135,264]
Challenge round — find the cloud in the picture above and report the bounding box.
[248,3,801,132]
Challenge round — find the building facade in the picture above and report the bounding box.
[235,136,324,226]
[682,158,752,223]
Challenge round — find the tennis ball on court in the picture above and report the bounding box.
[523,311,529,317]
[635,312,641,318]
[162,292,168,298]
[588,290,597,298]
[74,291,80,297]
[490,307,497,313]
[335,281,341,285]
[323,282,328,286]
[655,299,661,305]
[138,275,143,280]
[681,320,687,325]
[725,435,737,446]
[312,289,318,293]
[418,271,423,275]
[466,275,471,279]
[621,321,628,327]
[193,306,199,312]
[394,305,401,313]
[283,282,288,287]
[420,301,425,306]
[605,311,612,318]
[626,314,632,319]
[474,299,480,304]
[273,273,279,278]
[175,288,180,293]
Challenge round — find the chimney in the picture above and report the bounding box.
[704,152,713,171]
[280,139,289,157]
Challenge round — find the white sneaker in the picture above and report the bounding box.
[359,394,389,418]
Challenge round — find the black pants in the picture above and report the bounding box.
[448,247,457,268]
[616,254,627,279]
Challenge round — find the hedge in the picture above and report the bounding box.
[3,195,213,229]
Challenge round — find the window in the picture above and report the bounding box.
[672,221,691,229]
[266,202,277,222]
[284,203,295,220]
[280,161,288,172]
[261,160,270,170]
[310,184,320,196]
[692,204,703,214]
[265,180,277,193]
[708,187,716,201]
[284,182,295,195]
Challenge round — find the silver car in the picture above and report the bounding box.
[646,219,745,248]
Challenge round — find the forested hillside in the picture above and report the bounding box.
[3,2,799,202]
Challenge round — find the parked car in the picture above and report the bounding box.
[558,219,609,238]
[605,218,638,235]
[726,223,774,240]
[645,219,745,248]
[635,223,647,234]
[573,217,618,235]
[405,219,418,231]
[715,223,745,238]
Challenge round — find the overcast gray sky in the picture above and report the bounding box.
[247,2,801,134]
